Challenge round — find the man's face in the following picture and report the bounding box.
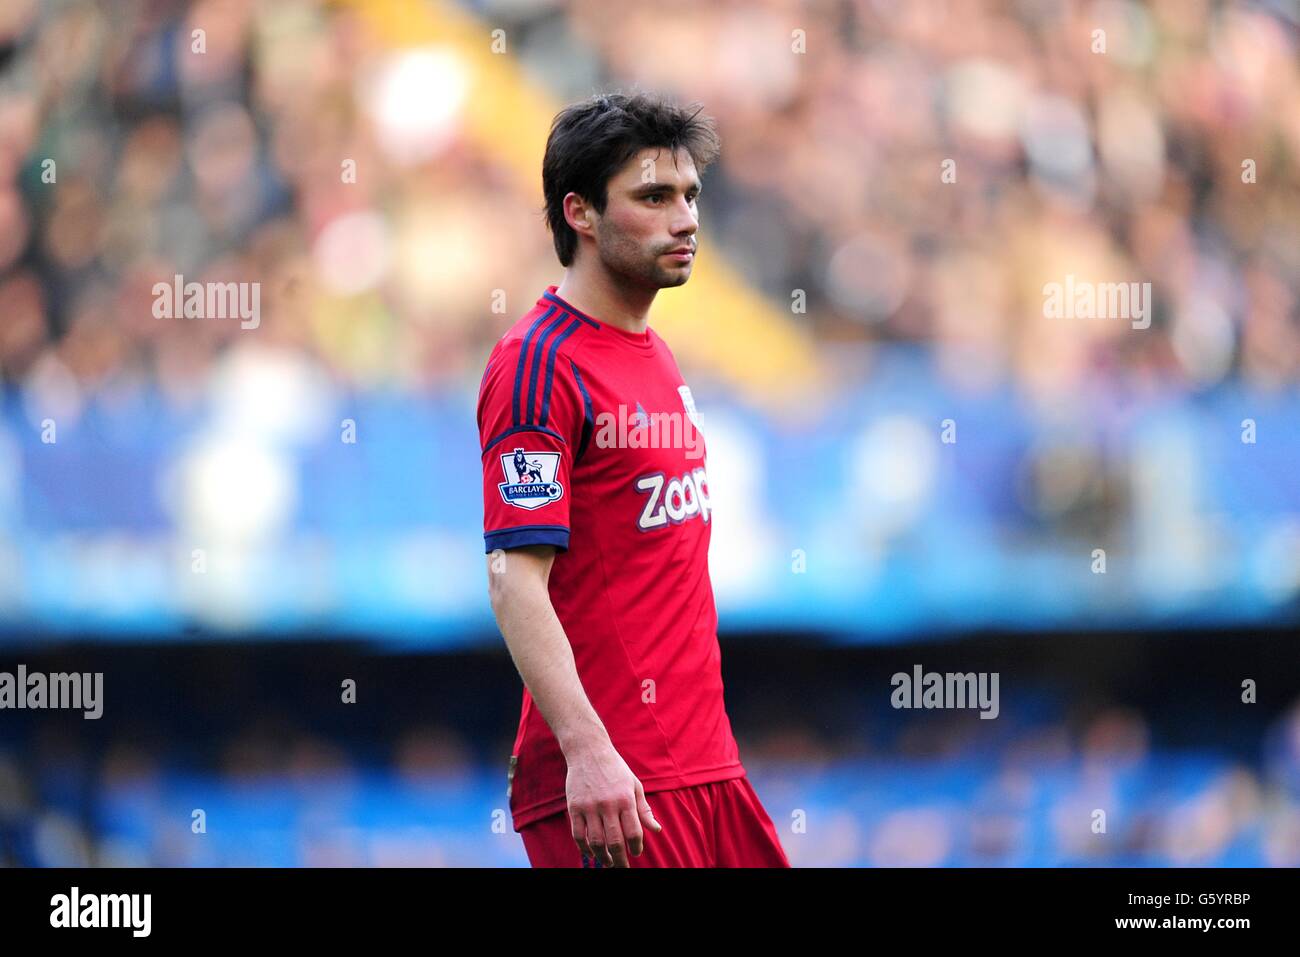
[582,147,701,289]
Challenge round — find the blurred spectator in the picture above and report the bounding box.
[0,0,1294,405]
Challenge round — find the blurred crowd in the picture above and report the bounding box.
[557,0,1300,397]
[0,0,1295,413]
[2,690,1298,866]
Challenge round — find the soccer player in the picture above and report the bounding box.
[478,92,789,868]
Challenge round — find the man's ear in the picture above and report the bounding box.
[565,192,594,236]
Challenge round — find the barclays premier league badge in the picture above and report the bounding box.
[499,447,564,510]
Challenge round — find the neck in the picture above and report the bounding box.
[554,262,655,335]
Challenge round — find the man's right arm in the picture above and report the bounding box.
[486,544,662,866]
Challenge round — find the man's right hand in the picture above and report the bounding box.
[564,740,663,867]
[487,546,662,867]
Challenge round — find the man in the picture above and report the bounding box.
[478,92,789,868]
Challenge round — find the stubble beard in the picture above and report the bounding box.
[597,220,692,291]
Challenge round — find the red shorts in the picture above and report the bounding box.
[519,775,791,868]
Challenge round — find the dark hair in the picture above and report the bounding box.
[542,92,720,266]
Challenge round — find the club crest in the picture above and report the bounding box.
[499,447,564,510]
[678,385,701,430]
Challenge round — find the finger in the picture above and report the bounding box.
[636,783,663,834]
[570,811,594,862]
[602,811,628,868]
[621,799,645,857]
[585,813,609,867]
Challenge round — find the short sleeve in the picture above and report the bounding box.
[477,336,589,554]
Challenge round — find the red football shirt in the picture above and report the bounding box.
[478,285,746,830]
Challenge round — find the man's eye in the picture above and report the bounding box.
[646,194,663,204]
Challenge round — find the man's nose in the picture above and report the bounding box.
[672,200,698,236]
